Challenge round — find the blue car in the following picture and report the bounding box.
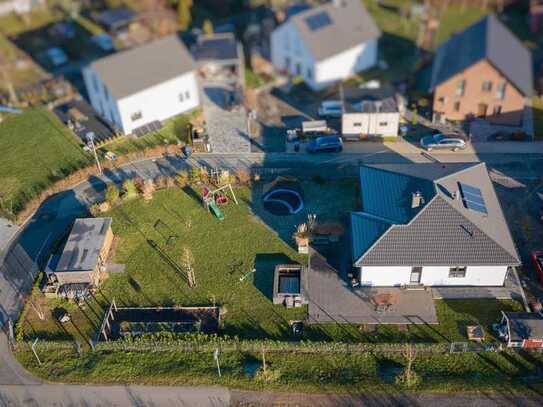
[306,135,343,153]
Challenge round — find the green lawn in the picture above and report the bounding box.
[15,343,543,392]
[0,108,92,217]
[99,111,197,155]
[18,184,523,346]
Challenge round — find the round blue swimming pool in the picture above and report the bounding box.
[263,188,304,216]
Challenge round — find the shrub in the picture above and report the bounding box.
[395,369,422,389]
[255,367,282,383]
[122,180,138,198]
[235,169,251,185]
[175,170,189,187]
[154,175,168,190]
[133,176,145,193]
[89,203,101,216]
[105,184,120,205]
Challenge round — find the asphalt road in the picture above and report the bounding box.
[1,149,543,405]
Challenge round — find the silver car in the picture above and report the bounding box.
[420,134,466,151]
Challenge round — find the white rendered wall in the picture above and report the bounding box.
[342,111,399,137]
[117,71,199,134]
[84,67,199,134]
[270,22,317,88]
[358,265,509,287]
[314,39,378,90]
[82,66,123,130]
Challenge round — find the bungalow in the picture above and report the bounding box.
[83,34,200,135]
[46,217,114,297]
[351,163,520,287]
[270,0,380,91]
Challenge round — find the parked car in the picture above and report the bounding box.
[104,151,117,161]
[531,251,543,285]
[42,47,68,67]
[318,100,343,117]
[420,134,466,151]
[307,135,343,153]
[91,34,116,52]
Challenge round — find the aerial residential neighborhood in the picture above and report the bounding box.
[2,0,543,406]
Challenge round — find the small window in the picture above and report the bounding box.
[296,63,301,75]
[353,122,362,127]
[455,79,466,96]
[453,101,461,112]
[379,121,388,127]
[481,81,492,92]
[131,111,142,122]
[185,90,190,100]
[306,67,313,80]
[496,81,506,100]
[449,266,467,278]
[438,96,446,104]
[493,105,502,115]
[179,93,184,102]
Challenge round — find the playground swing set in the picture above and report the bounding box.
[202,184,238,220]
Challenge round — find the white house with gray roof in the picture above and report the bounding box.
[351,163,520,287]
[83,34,199,135]
[271,0,380,91]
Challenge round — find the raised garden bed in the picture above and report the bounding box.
[106,306,220,340]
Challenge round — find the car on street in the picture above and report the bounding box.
[531,251,543,286]
[420,133,466,151]
[104,151,117,161]
[307,135,343,153]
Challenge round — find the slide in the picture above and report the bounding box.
[208,201,225,221]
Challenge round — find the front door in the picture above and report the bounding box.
[410,267,422,284]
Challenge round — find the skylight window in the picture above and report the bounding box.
[305,11,332,31]
[458,182,487,214]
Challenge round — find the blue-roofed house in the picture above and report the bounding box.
[351,163,520,287]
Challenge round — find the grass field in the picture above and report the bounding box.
[0,108,92,217]
[15,343,543,392]
[18,184,523,346]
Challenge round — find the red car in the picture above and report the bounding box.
[531,251,543,285]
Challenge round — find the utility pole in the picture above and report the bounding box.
[31,338,42,365]
[213,347,221,377]
[86,132,102,175]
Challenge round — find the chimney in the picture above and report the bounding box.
[411,191,424,209]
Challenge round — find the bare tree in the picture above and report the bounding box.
[181,246,196,287]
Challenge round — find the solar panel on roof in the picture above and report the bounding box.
[305,11,332,31]
[459,182,487,214]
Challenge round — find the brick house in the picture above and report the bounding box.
[430,14,533,126]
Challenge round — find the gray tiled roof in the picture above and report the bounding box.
[56,217,112,272]
[352,163,520,267]
[91,34,196,100]
[430,14,532,96]
[289,0,380,62]
[192,33,239,62]
[504,312,543,342]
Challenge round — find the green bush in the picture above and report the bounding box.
[122,180,138,198]
[105,184,120,205]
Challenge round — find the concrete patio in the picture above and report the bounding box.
[306,248,438,325]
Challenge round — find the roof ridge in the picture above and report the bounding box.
[354,195,440,265]
[434,162,485,183]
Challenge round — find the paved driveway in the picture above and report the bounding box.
[201,83,250,153]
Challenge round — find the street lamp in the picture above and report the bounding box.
[86,132,102,175]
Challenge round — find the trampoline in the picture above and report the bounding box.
[262,176,304,216]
